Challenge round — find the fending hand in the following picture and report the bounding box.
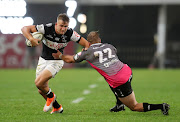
[52,50,62,59]
[82,47,88,51]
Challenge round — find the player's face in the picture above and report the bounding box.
[55,19,69,35]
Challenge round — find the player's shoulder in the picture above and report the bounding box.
[86,46,96,54]
[104,43,116,48]
[38,23,55,34]
[104,43,112,46]
[65,28,81,40]
[36,23,53,34]
[67,27,73,31]
[96,43,114,49]
[67,27,73,33]
[64,27,73,36]
[37,23,53,27]
[44,23,54,28]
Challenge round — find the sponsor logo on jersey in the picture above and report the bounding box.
[70,31,81,42]
[46,34,53,39]
[73,31,80,38]
[104,58,119,68]
[42,38,68,50]
[55,37,60,41]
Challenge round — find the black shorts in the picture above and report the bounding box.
[111,74,133,98]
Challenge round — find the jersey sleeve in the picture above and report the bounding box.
[70,30,81,42]
[36,24,45,34]
[73,51,87,63]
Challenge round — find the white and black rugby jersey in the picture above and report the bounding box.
[74,43,124,76]
[36,23,81,60]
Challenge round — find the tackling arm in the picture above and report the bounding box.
[52,50,75,63]
[61,55,75,63]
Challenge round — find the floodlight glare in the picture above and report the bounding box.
[0,0,33,34]
[0,0,26,16]
[65,0,77,17]
[77,14,87,24]
[69,17,77,29]
[80,24,87,34]
[0,17,34,34]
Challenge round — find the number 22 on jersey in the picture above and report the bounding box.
[94,48,115,63]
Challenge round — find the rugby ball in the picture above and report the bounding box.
[26,32,43,47]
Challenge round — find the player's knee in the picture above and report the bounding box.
[129,104,138,111]
[35,77,38,84]
[129,106,136,111]
[129,104,142,112]
[35,79,42,89]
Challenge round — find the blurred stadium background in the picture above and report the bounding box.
[0,0,180,69]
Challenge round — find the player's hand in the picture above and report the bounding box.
[82,47,88,51]
[29,38,40,47]
[52,50,62,59]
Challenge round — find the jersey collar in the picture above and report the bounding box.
[90,43,102,47]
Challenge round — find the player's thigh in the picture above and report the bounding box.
[113,75,133,98]
[113,75,137,108]
[36,57,64,79]
[119,91,138,109]
[35,59,64,85]
[35,70,52,87]
[45,60,64,78]
[36,57,46,78]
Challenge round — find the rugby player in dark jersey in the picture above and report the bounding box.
[53,31,170,115]
[21,13,89,114]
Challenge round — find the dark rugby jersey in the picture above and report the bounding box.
[74,43,124,76]
[36,23,81,60]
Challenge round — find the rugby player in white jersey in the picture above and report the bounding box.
[53,31,170,115]
[21,13,89,114]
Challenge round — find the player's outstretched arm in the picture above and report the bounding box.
[52,50,75,63]
[61,55,75,63]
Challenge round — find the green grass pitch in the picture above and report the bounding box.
[0,68,180,121]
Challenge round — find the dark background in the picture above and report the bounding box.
[25,4,180,68]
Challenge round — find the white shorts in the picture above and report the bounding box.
[36,57,64,78]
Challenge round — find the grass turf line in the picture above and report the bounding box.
[0,68,180,121]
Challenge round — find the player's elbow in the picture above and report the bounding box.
[21,26,29,33]
[21,26,25,32]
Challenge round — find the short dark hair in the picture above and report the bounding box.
[57,13,69,22]
[87,31,100,44]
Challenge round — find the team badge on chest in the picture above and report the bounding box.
[61,35,67,42]
[55,37,60,41]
